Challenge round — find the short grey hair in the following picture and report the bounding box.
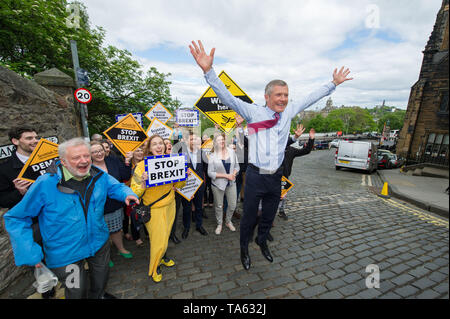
[265,79,288,96]
[59,137,91,160]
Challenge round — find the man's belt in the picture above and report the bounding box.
[247,163,283,175]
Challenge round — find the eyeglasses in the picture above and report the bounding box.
[91,150,104,155]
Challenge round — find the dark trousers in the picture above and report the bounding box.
[240,165,282,250]
[181,185,205,230]
[50,241,110,299]
[203,173,214,205]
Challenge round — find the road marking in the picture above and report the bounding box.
[361,175,372,187]
[367,175,372,187]
[361,175,366,186]
[381,198,449,228]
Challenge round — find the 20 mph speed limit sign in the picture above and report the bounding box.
[74,88,92,104]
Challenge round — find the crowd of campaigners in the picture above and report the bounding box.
[0,119,315,299]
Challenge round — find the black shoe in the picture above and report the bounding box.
[278,209,288,220]
[240,248,251,270]
[41,287,56,299]
[182,229,189,239]
[255,238,273,263]
[267,232,274,242]
[101,292,118,299]
[196,226,208,236]
[202,213,208,219]
[170,234,181,244]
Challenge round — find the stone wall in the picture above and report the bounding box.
[0,65,83,295]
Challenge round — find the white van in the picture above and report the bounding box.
[335,140,377,173]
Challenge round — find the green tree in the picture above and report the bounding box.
[0,0,181,134]
[377,110,406,132]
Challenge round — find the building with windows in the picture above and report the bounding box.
[396,0,449,167]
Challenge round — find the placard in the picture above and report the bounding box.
[146,117,174,140]
[201,138,213,161]
[103,113,148,157]
[144,153,187,187]
[175,168,204,200]
[176,109,200,127]
[194,70,253,133]
[17,139,59,183]
[281,176,294,199]
[115,112,144,127]
[145,101,173,124]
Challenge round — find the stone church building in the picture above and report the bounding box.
[396,0,449,168]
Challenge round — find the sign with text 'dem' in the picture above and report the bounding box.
[176,109,200,127]
[145,101,173,124]
[103,113,148,157]
[281,176,294,199]
[175,168,203,201]
[194,70,253,133]
[144,154,187,188]
[17,139,59,183]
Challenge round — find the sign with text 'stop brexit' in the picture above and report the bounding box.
[103,113,148,157]
[144,153,187,188]
[194,70,253,134]
[145,101,173,124]
[17,139,59,183]
[176,109,199,127]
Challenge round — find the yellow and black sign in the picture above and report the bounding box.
[194,70,253,134]
[17,139,59,183]
[281,176,294,198]
[104,113,148,157]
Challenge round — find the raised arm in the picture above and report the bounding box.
[189,40,255,121]
[292,67,353,116]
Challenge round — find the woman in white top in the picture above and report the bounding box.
[208,133,240,235]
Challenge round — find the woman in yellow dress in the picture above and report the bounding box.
[130,134,186,282]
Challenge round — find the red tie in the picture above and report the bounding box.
[247,113,280,135]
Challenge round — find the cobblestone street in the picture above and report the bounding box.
[2,149,448,299]
[105,149,449,299]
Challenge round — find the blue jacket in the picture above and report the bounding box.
[4,162,136,268]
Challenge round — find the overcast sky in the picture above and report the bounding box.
[80,0,443,111]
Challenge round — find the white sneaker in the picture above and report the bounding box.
[215,225,222,235]
[226,222,236,232]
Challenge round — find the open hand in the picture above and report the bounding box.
[294,123,306,139]
[309,128,316,139]
[189,40,215,73]
[332,67,353,86]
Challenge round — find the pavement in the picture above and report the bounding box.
[377,168,449,218]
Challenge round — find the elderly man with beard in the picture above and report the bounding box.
[4,137,139,299]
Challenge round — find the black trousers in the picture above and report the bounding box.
[50,241,110,299]
[181,184,205,230]
[240,164,282,250]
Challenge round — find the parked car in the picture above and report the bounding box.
[329,139,340,148]
[314,140,330,150]
[377,153,392,169]
[335,140,378,173]
[387,153,405,168]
